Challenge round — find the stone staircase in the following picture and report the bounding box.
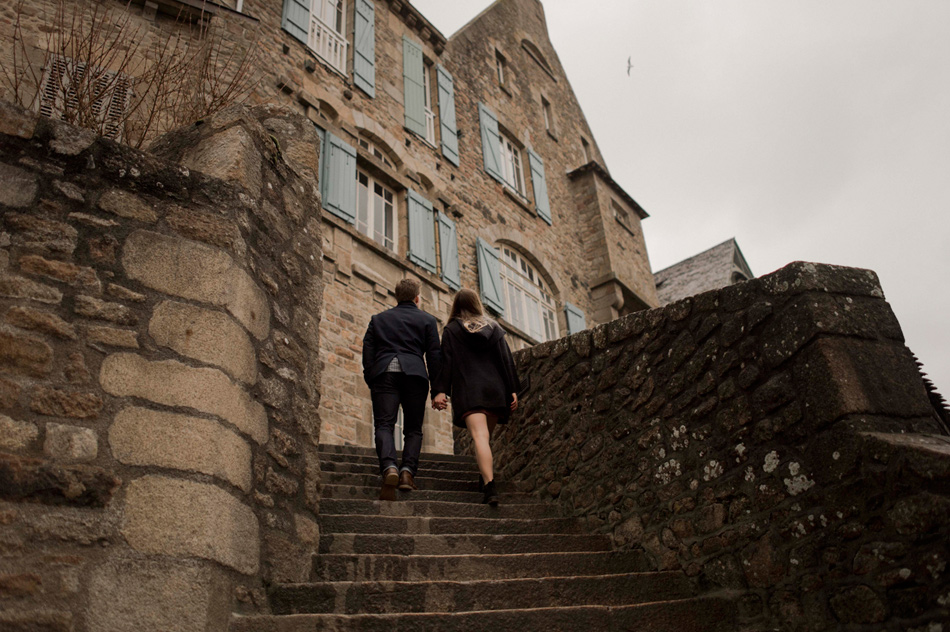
[230,444,739,631]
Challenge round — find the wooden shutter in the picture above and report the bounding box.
[477,103,503,183]
[353,0,376,97]
[402,36,426,137]
[437,212,460,290]
[322,132,357,224]
[476,238,505,317]
[564,302,587,334]
[527,148,552,225]
[436,65,459,167]
[282,0,310,44]
[407,189,436,274]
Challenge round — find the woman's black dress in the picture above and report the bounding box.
[434,319,519,428]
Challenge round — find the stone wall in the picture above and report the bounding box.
[0,101,324,631]
[467,262,950,630]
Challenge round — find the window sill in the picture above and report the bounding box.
[499,84,512,98]
[546,129,558,143]
[614,216,638,238]
[502,186,536,216]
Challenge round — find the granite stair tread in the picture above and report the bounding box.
[319,514,585,535]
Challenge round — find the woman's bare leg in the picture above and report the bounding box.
[465,413,494,483]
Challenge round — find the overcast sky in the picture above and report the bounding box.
[412,0,950,394]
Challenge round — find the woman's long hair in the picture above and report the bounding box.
[449,288,490,332]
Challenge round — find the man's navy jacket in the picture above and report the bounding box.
[362,301,442,395]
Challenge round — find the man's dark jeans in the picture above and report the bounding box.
[370,372,428,476]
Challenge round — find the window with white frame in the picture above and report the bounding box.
[499,132,526,196]
[422,61,436,145]
[356,169,396,251]
[358,136,394,168]
[309,0,347,74]
[541,96,553,133]
[499,246,557,343]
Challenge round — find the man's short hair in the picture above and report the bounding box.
[395,278,421,303]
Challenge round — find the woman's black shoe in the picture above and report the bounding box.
[478,475,485,493]
[482,480,499,507]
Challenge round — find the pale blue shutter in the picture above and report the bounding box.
[476,238,505,317]
[321,133,357,224]
[314,124,326,173]
[282,0,310,45]
[565,302,587,334]
[402,37,426,137]
[437,212,460,290]
[407,189,436,274]
[436,65,459,167]
[477,103,503,183]
[353,0,376,97]
[527,148,552,225]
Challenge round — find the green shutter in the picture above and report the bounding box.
[436,65,459,167]
[437,212,460,290]
[527,148,552,225]
[402,36,426,137]
[407,189,436,274]
[565,302,587,334]
[476,238,505,317]
[322,132,357,224]
[353,0,376,97]
[477,103,503,183]
[281,0,310,45]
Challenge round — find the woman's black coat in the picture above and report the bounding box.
[433,319,519,428]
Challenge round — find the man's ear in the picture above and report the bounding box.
[414,294,421,306]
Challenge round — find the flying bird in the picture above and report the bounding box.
[627,56,633,76]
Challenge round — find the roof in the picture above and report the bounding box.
[653,238,754,305]
[566,161,648,219]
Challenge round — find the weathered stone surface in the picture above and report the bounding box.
[30,386,103,419]
[74,295,138,326]
[0,610,73,632]
[84,324,140,348]
[166,205,246,257]
[87,556,230,632]
[5,306,77,339]
[0,164,38,208]
[0,101,38,139]
[0,453,119,506]
[97,189,158,223]
[829,585,887,624]
[110,407,252,491]
[123,475,259,574]
[180,126,262,198]
[3,212,77,254]
[48,120,96,155]
[0,376,21,407]
[105,283,146,303]
[0,414,38,451]
[0,326,53,376]
[99,353,267,444]
[122,230,270,339]
[0,273,64,304]
[41,422,98,463]
[149,300,257,384]
[0,572,42,597]
[18,255,100,293]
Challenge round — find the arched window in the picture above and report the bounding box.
[498,246,557,342]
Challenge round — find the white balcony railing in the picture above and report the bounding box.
[309,16,347,75]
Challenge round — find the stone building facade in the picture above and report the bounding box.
[2,0,658,451]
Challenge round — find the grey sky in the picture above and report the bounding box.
[413,0,950,393]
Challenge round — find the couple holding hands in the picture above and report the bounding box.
[362,279,519,506]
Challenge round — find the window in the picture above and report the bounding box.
[541,96,553,133]
[422,61,436,145]
[495,50,507,87]
[358,137,394,168]
[356,169,396,251]
[499,247,557,343]
[309,0,348,74]
[581,137,592,163]
[38,55,133,141]
[499,132,525,196]
[612,199,629,225]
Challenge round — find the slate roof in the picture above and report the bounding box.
[653,238,754,306]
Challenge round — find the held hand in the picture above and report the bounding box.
[432,392,448,411]
[510,392,518,411]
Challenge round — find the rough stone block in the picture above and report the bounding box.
[165,205,246,257]
[761,261,885,299]
[3,212,77,255]
[110,406,252,491]
[5,306,77,340]
[0,100,38,139]
[48,120,96,156]
[0,414,39,451]
[122,230,270,340]
[123,475,259,575]
[0,164,38,208]
[87,555,230,632]
[149,300,257,384]
[0,610,73,632]
[99,353,267,444]
[97,189,159,223]
[84,325,140,349]
[180,126,262,198]
[19,255,100,291]
[44,423,98,462]
[74,295,138,326]
[30,386,103,419]
[0,274,63,304]
[0,453,119,506]
[0,326,53,377]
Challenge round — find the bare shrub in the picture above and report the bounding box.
[0,0,259,148]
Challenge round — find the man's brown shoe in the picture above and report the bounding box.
[398,470,418,491]
[379,467,398,501]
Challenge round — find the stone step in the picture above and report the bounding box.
[318,533,612,556]
[319,444,474,464]
[230,595,738,632]
[319,452,476,472]
[320,461,479,478]
[320,498,558,519]
[270,572,693,615]
[319,515,584,536]
[311,551,653,583]
[320,484,537,505]
[322,472,514,492]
